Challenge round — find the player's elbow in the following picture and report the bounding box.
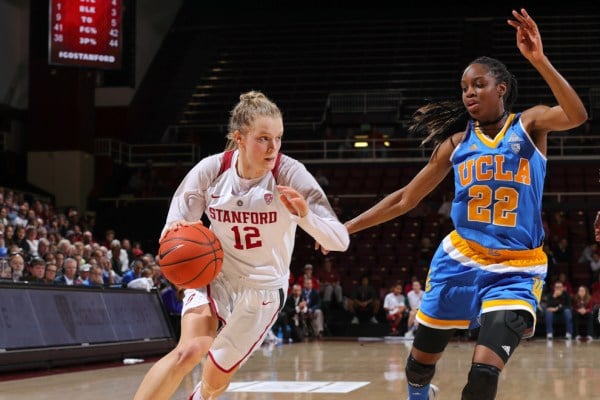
[567,106,588,128]
[339,234,350,251]
[398,195,420,215]
[326,234,350,252]
[333,231,351,252]
[574,111,588,127]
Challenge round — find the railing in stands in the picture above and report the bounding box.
[95,133,600,166]
[94,134,600,208]
[590,87,600,120]
[161,121,323,143]
[96,192,600,209]
[325,90,404,115]
[94,138,199,166]
[285,134,600,162]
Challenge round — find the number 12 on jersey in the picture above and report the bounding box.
[231,226,262,249]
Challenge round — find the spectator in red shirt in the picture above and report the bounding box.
[296,263,320,292]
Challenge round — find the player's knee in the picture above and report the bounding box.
[413,324,454,354]
[175,337,213,369]
[405,355,435,388]
[201,380,229,400]
[461,363,500,400]
[478,310,528,363]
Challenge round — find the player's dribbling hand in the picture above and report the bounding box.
[277,185,309,218]
[160,219,203,242]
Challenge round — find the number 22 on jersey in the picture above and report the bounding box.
[468,185,518,227]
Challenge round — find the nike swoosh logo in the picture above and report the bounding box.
[262,301,274,306]
[159,244,184,259]
[211,194,221,198]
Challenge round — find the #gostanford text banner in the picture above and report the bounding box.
[48,0,123,69]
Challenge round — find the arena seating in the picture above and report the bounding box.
[89,6,600,337]
[131,6,600,150]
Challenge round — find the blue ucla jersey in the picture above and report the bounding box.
[417,113,547,334]
[450,113,546,250]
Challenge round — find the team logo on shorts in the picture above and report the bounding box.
[264,193,274,205]
[488,248,501,256]
[185,292,196,305]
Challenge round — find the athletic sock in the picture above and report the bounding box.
[408,383,430,399]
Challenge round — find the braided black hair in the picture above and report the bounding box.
[409,56,518,147]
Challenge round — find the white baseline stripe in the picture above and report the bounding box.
[227,381,370,393]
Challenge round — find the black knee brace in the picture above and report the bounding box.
[405,355,436,388]
[477,310,528,364]
[461,363,500,400]
[413,324,454,354]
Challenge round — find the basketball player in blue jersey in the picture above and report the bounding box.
[133,91,349,400]
[344,9,587,400]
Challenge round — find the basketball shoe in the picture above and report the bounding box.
[427,384,439,400]
[188,382,203,400]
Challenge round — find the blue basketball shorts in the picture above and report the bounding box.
[416,231,547,338]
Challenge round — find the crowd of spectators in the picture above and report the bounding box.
[3,185,598,342]
[0,187,172,296]
[265,255,427,344]
[542,280,598,341]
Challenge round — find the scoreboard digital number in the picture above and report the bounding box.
[49,0,123,69]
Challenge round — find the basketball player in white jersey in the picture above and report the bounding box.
[133,91,349,400]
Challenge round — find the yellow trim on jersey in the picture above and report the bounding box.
[416,309,471,329]
[482,299,535,313]
[449,230,547,267]
[474,113,516,148]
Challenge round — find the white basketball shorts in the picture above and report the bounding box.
[182,274,286,372]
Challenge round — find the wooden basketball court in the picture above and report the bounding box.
[1,338,599,399]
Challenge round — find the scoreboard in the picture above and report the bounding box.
[48,0,123,69]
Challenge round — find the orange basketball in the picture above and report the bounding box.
[158,223,224,288]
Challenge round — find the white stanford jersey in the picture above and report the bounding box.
[164,150,349,290]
